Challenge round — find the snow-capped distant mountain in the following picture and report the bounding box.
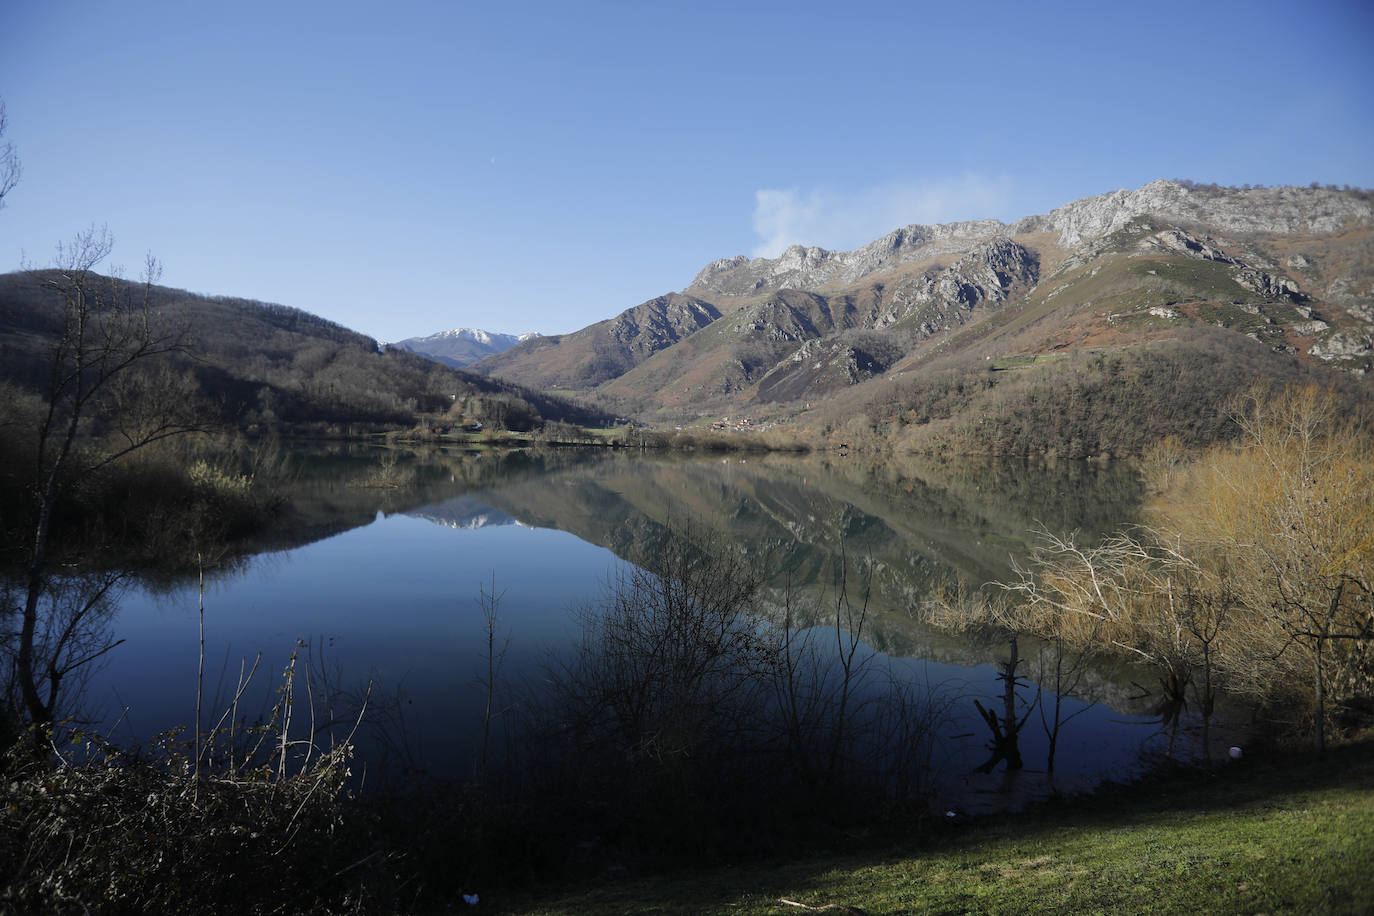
[405,496,526,531]
[389,328,540,369]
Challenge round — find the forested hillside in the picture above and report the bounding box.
[0,270,609,435]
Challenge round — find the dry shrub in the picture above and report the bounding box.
[1,738,355,913]
[0,625,398,915]
[996,385,1374,748]
[1150,384,1374,740]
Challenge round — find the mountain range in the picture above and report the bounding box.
[464,179,1372,455]
[3,179,1368,457]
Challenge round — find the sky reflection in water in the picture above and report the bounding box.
[98,511,615,780]
[88,452,1199,806]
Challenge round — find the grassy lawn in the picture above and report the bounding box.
[496,741,1374,915]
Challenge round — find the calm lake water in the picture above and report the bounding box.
[82,445,1238,808]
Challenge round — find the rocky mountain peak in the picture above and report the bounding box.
[688,218,1009,298]
[1018,180,1374,247]
[607,293,721,351]
[688,182,1373,301]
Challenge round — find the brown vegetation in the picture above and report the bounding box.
[1150,385,1374,747]
[985,385,1374,751]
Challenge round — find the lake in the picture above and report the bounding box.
[78,444,1238,809]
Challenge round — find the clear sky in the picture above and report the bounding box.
[2,0,1371,342]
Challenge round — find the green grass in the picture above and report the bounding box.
[988,354,1063,371]
[1148,258,1250,300]
[1193,302,1272,333]
[495,741,1374,915]
[579,425,636,440]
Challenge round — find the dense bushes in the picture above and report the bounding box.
[0,636,381,915]
[849,331,1354,458]
[0,436,286,576]
[1,738,357,914]
[984,386,1374,753]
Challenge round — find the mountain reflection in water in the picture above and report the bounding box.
[86,445,1232,807]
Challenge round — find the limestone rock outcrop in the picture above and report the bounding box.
[687,181,1372,299]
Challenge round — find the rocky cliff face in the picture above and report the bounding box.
[863,237,1040,335]
[688,181,1373,299]
[472,292,721,389]
[755,337,887,403]
[607,293,722,359]
[683,240,1042,405]
[1017,180,1374,247]
[725,290,856,342]
[688,219,1007,297]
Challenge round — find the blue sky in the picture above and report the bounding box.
[2,0,1371,342]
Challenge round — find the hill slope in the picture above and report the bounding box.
[476,292,722,390]
[0,272,607,433]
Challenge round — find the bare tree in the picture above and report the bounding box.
[1002,529,1228,758]
[925,581,1093,774]
[0,98,20,209]
[972,635,1036,773]
[1002,384,1374,756]
[555,534,772,768]
[15,227,202,729]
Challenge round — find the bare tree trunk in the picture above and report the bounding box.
[1200,642,1213,765]
[1314,634,1325,755]
[975,636,1028,773]
[18,493,60,726]
[18,582,45,727]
